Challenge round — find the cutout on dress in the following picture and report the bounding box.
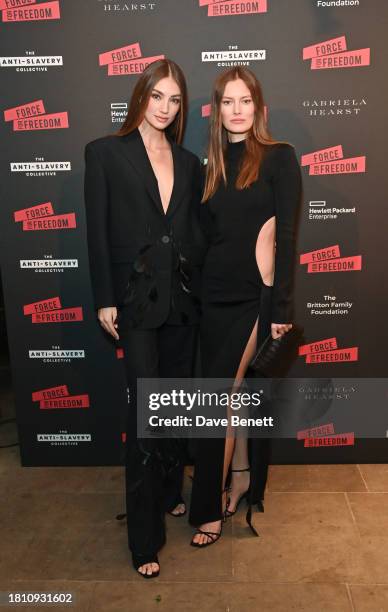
[255,215,275,287]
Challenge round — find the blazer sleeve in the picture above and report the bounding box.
[192,154,204,203]
[84,142,116,310]
[198,163,215,245]
[270,144,302,324]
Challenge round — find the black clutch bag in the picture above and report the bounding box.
[247,323,304,378]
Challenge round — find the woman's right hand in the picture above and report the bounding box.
[98,306,119,340]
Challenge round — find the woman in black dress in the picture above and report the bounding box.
[189,67,302,545]
[84,59,205,576]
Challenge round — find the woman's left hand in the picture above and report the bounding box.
[271,323,293,339]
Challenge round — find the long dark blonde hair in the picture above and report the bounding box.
[116,58,188,144]
[203,67,284,201]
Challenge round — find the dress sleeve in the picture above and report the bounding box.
[270,144,302,323]
[84,142,116,310]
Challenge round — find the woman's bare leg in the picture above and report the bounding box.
[192,321,258,544]
[227,438,250,512]
[226,217,276,512]
[192,217,275,543]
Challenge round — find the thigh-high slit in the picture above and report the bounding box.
[189,283,272,527]
[189,140,302,528]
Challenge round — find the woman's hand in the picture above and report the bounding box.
[271,322,293,339]
[98,306,119,340]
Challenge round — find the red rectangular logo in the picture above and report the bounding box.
[32,384,69,401]
[2,0,60,21]
[24,296,62,315]
[303,36,347,60]
[13,111,69,131]
[99,42,142,66]
[202,104,211,117]
[305,347,358,364]
[301,145,343,167]
[300,245,341,265]
[304,433,354,447]
[299,338,338,356]
[31,306,83,323]
[0,0,37,9]
[4,99,45,122]
[107,55,165,76]
[307,255,362,273]
[39,394,90,409]
[207,0,267,16]
[14,201,54,222]
[309,156,366,175]
[22,213,76,230]
[311,49,370,70]
[297,423,335,440]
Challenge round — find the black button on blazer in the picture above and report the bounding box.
[84,128,207,328]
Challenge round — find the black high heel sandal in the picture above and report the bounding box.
[225,467,260,537]
[190,525,223,548]
[224,467,250,518]
[132,552,160,579]
[190,487,229,548]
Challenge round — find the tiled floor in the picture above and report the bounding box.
[2,446,388,611]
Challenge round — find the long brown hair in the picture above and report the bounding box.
[116,58,188,144]
[203,67,284,201]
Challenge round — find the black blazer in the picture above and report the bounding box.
[84,128,206,328]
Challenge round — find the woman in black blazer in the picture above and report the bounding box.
[84,59,206,578]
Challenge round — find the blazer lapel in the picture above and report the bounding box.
[118,129,164,215]
[118,128,188,218]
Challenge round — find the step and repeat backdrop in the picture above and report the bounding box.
[1,0,387,466]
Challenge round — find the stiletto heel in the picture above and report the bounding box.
[225,467,260,536]
[224,467,250,518]
[222,485,230,523]
[225,489,249,518]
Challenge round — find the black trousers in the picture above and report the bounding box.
[119,320,198,557]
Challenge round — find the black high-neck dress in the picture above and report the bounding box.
[189,139,302,529]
